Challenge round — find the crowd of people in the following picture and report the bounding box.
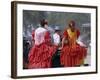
[23,19,87,69]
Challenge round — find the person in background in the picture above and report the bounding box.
[53,26,61,47]
[60,20,87,67]
[51,26,62,67]
[28,19,56,69]
[23,37,31,69]
[31,27,35,46]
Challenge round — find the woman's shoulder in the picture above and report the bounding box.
[76,28,80,33]
[35,27,47,33]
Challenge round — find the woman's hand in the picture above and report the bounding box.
[59,47,63,50]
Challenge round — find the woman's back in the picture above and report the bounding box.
[34,27,47,45]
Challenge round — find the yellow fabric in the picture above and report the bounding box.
[67,28,77,46]
[67,28,77,38]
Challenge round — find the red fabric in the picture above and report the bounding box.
[60,44,87,67]
[60,29,87,67]
[28,31,56,69]
[76,29,80,38]
[32,30,35,40]
[28,43,56,69]
[63,30,68,39]
[44,31,51,45]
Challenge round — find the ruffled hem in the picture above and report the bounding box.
[60,44,87,67]
[28,43,56,68]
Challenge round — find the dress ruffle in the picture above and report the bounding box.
[60,44,87,67]
[28,43,56,69]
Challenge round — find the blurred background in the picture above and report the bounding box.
[23,10,91,69]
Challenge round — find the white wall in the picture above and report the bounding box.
[0,0,100,80]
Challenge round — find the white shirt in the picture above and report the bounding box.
[53,33,60,45]
[34,27,47,45]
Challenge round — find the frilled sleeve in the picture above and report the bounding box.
[32,31,35,40]
[76,29,80,38]
[63,30,68,39]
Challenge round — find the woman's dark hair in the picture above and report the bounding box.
[40,19,48,27]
